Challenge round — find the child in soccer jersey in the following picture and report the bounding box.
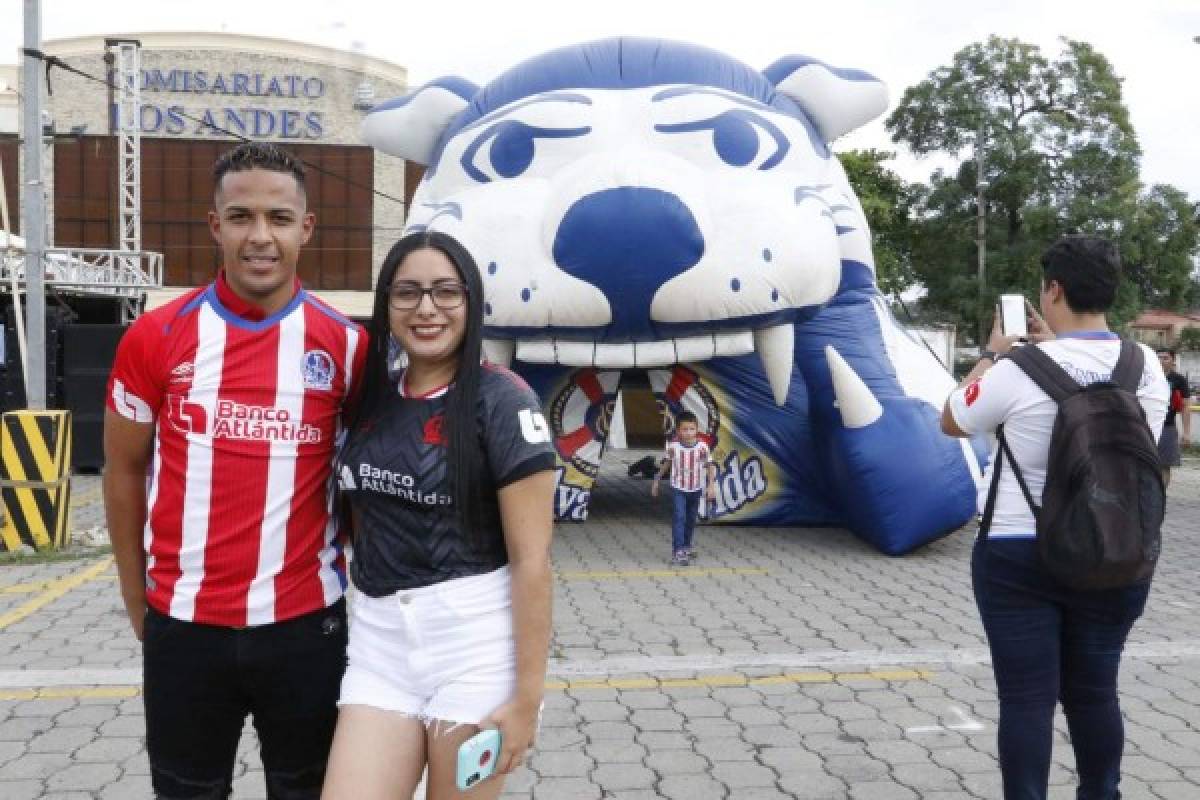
[323,231,556,800]
[651,411,717,566]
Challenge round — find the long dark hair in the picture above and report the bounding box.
[351,230,486,545]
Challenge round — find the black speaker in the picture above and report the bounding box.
[2,304,72,412]
[63,323,128,472]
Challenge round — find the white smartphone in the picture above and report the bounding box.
[456,728,502,791]
[1000,294,1027,338]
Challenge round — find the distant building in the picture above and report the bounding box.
[2,32,412,317]
[1129,309,1200,350]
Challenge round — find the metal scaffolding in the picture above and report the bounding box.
[111,39,142,262]
[3,36,162,325]
[0,246,163,321]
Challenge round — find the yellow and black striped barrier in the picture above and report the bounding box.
[0,410,72,552]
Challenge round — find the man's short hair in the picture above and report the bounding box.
[1156,347,1177,358]
[1040,235,1120,313]
[675,410,699,426]
[212,142,306,197]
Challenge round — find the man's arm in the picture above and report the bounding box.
[941,311,1024,438]
[102,410,155,641]
[941,358,995,438]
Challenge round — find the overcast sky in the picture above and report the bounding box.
[4,0,1199,199]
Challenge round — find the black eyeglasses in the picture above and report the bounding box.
[388,283,469,311]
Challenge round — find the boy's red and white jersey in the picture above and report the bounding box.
[663,440,713,492]
[107,281,366,627]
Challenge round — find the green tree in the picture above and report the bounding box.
[1120,185,1200,311]
[886,35,1142,342]
[837,149,922,296]
[1179,326,1200,352]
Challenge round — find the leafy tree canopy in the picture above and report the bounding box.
[884,35,1158,341]
[837,149,923,296]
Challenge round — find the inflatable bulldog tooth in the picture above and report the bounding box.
[363,37,989,555]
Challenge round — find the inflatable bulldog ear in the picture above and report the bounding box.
[360,77,478,165]
[763,56,888,142]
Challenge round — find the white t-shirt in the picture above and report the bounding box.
[948,337,1168,538]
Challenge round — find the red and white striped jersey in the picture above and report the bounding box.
[107,276,366,627]
[662,440,713,493]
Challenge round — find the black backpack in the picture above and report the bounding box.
[980,340,1164,590]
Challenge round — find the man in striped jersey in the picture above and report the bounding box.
[651,410,717,566]
[103,142,366,799]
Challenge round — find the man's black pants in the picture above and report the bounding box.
[142,599,347,800]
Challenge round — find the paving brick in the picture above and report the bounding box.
[73,736,143,763]
[1,752,72,780]
[890,762,963,793]
[776,772,849,799]
[644,749,709,775]
[589,763,656,790]
[629,709,684,731]
[44,762,120,792]
[98,775,154,800]
[583,741,646,763]
[530,750,594,778]
[709,760,777,788]
[532,777,603,799]
[27,727,95,754]
[0,781,44,800]
[848,781,920,799]
[656,774,728,800]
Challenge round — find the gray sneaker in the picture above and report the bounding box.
[671,550,690,567]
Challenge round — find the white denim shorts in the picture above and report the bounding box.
[339,566,515,725]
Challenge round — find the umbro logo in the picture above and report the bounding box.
[170,362,195,383]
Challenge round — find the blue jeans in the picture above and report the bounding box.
[671,488,701,552]
[971,538,1150,800]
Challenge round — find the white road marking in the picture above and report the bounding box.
[4,640,1199,689]
[545,640,1200,677]
[907,705,986,735]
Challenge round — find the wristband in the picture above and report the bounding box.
[980,350,998,362]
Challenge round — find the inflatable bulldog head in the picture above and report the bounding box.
[363,38,886,405]
[363,38,987,555]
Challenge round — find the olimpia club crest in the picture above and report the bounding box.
[302,350,335,391]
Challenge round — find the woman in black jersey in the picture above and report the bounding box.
[322,231,556,799]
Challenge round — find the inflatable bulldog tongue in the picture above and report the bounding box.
[363,37,987,555]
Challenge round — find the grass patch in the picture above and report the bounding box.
[0,544,112,566]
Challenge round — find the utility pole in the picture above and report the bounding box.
[975,113,988,346]
[20,0,47,409]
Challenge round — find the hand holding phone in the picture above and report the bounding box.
[1000,294,1027,338]
[456,728,502,791]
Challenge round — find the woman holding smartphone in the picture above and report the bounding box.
[322,231,556,799]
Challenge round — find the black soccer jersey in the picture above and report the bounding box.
[340,364,556,596]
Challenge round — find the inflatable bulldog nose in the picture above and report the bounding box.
[553,188,704,341]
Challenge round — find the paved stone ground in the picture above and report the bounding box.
[1,454,1197,798]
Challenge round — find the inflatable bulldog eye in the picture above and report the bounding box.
[656,110,789,170]
[461,121,591,182]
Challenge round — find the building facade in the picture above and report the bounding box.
[3,32,409,313]
[1130,309,1200,350]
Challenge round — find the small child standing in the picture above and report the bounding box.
[651,411,717,566]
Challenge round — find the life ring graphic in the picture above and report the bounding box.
[650,366,720,448]
[548,368,620,479]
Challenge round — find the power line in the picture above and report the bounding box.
[19,47,408,208]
